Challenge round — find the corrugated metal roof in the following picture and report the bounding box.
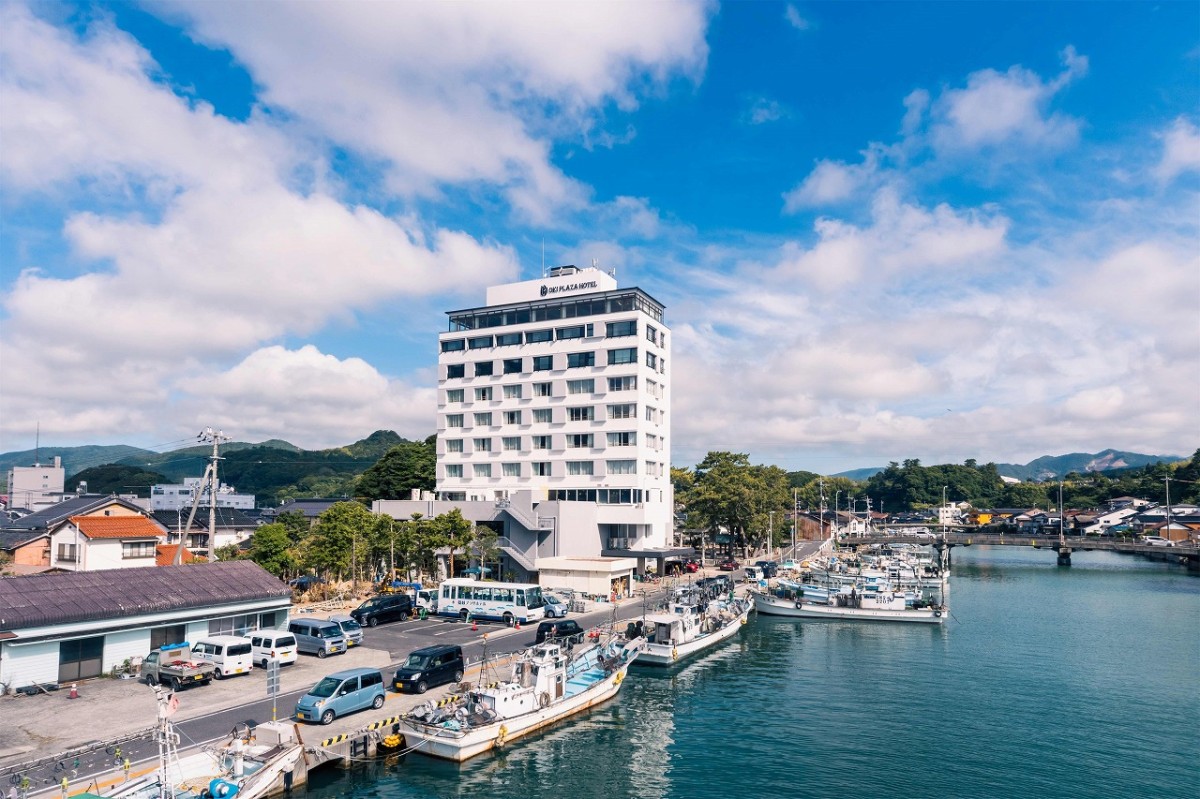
[0,561,292,632]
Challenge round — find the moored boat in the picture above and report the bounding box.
[636,589,751,666]
[753,578,947,624]
[399,635,645,762]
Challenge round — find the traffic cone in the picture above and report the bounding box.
[514,619,520,630]
[69,683,78,699]
[471,618,478,631]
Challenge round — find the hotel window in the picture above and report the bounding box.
[502,463,521,477]
[474,412,493,426]
[469,335,494,349]
[504,384,522,399]
[646,434,658,450]
[496,333,522,346]
[446,414,464,428]
[473,464,492,478]
[608,347,637,365]
[567,351,595,368]
[533,382,553,397]
[568,406,594,422]
[503,436,521,451]
[475,361,494,377]
[447,364,465,379]
[447,389,464,403]
[607,403,635,420]
[532,462,551,477]
[533,408,553,423]
[532,435,552,450]
[503,358,523,374]
[646,325,657,345]
[445,464,463,477]
[660,358,666,374]
[606,460,637,475]
[446,438,464,452]
[503,411,522,425]
[567,461,594,476]
[525,329,553,344]
[645,406,657,423]
[607,431,636,446]
[532,355,553,371]
[441,338,466,352]
[646,379,659,398]
[608,375,636,391]
[556,325,586,340]
[567,433,594,448]
[645,461,659,477]
[475,387,493,401]
[606,320,636,338]
[645,352,657,369]
[567,379,594,394]
[474,438,491,452]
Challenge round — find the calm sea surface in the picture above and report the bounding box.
[298,547,1199,799]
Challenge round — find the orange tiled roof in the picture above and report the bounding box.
[155,544,197,567]
[70,515,163,540]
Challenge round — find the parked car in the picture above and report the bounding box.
[327,614,365,647]
[781,559,801,571]
[543,594,570,618]
[755,560,779,578]
[295,668,386,725]
[350,594,413,627]
[1141,536,1175,547]
[683,559,700,573]
[288,575,325,591]
[249,630,298,668]
[190,636,254,680]
[717,559,740,571]
[535,619,585,645]
[287,618,347,659]
[393,645,465,694]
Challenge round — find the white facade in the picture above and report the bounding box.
[150,477,255,511]
[6,459,65,511]
[435,265,672,555]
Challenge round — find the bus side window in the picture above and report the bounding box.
[516,589,526,607]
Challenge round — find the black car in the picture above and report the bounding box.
[288,575,325,591]
[350,594,413,627]
[535,619,585,645]
[755,560,779,578]
[393,645,465,694]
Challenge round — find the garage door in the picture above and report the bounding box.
[58,636,104,682]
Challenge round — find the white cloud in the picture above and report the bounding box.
[155,1,713,224]
[175,346,437,446]
[1155,117,1200,183]
[784,5,811,31]
[929,46,1087,153]
[746,96,786,125]
[783,157,877,210]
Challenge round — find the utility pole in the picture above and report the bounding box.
[202,428,230,563]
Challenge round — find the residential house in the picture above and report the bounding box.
[150,507,258,554]
[0,530,52,575]
[48,515,168,571]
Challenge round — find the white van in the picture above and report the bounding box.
[249,630,298,668]
[191,635,255,679]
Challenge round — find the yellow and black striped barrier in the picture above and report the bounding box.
[365,715,402,731]
[435,695,461,708]
[320,732,351,747]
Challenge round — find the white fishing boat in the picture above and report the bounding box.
[105,686,307,799]
[636,590,751,666]
[399,635,645,762]
[754,578,947,624]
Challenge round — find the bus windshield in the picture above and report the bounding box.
[524,587,545,609]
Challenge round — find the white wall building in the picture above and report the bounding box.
[149,477,256,511]
[375,264,678,579]
[6,458,66,512]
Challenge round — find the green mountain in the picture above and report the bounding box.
[1,445,158,485]
[995,449,1184,482]
[833,466,884,481]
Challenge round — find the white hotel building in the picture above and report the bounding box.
[374,265,681,582]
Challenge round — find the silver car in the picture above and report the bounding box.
[543,594,570,618]
[327,614,365,647]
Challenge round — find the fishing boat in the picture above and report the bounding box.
[104,686,307,799]
[635,588,751,666]
[399,635,646,762]
[753,577,947,624]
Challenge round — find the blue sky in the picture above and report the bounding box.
[1,1,1197,474]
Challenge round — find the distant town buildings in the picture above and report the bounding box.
[149,477,255,511]
[5,458,66,512]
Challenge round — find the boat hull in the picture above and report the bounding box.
[753,592,945,624]
[637,604,751,666]
[401,665,632,762]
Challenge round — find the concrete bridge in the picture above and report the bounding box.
[837,530,1200,571]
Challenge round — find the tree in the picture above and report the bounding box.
[215,543,244,561]
[467,524,501,575]
[249,522,296,577]
[64,464,168,497]
[305,501,376,581]
[276,510,312,544]
[356,439,437,501]
[436,508,474,577]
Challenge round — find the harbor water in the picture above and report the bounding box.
[299,547,1199,798]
